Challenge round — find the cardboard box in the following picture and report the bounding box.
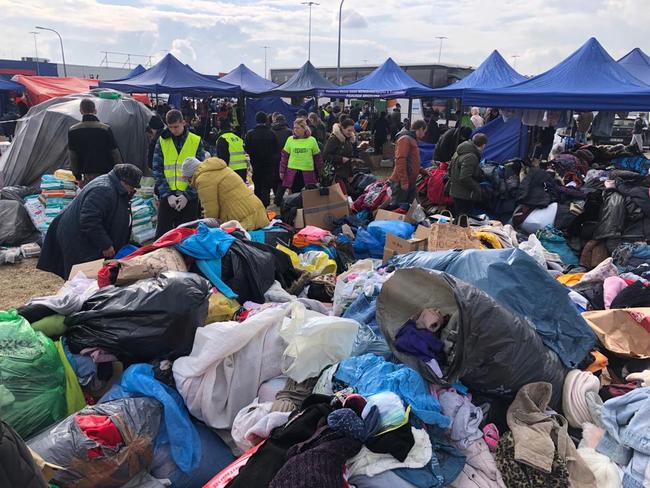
[375,200,419,224]
[299,184,349,231]
[383,225,430,261]
[68,258,105,280]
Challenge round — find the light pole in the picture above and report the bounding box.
[261,45,270,79]
[511,54,520,69]
[435,36,447,64]
[35,26,67,76]
[337,0,345,84]
[29,31,40,75]
[301,1,319,61]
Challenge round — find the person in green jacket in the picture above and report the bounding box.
[448,133,488,216]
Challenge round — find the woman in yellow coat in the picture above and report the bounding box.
[181,157,269,230]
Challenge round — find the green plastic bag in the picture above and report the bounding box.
[0,310,66,438]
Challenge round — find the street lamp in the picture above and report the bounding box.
[337,0,345,84]
[261,45,270,79]
[301,2,319,61]
[35,26,67,76]
[29,31,40,75]
[434,36,447,64]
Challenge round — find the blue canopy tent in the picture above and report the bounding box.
[320,58,436,98]
[427,50,525,99]
[244,97,315,130]
[0,77,24,93]
[473,115,528,162]
[99,53,240,96]
[618,48,650,86]
[464,38,650,110]
[219,64,277,96]
[262,61,336,98]
[125,64,147,78]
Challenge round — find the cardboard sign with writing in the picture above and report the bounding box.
[300,185,349,231]
[383,225,430,262]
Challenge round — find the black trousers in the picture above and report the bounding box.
[155,196,200,238]
[252,172,276,208]
[453,197,475,217]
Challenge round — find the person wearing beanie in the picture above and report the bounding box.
[152,108,205,238]
[275,118,323,206]
[38,164,143,279]
[181,157,269,230]
[216,116,249,182]
[244,111,279,207]
[562,369,601,428]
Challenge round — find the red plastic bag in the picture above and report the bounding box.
[426,162,453,206]
[203,442,265,488]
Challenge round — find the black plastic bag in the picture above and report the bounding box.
[65,272,211,363]
[0,185,39,202]
[220,240,279,304]
[280,192,302,226]
[0,200,40,246]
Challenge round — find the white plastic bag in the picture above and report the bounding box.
[280,302,360,383]
[518,234,546,268]
[520,202,558,234]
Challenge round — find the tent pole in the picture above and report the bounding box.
[408,98,413,121]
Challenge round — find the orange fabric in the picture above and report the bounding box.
[585,350,609,373]
[557,273,584,286]
[390,135,421,188]
[13,75,99,106]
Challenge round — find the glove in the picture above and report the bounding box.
[176,194,188,211]
[167,195,179,208]
[627,370,650,387]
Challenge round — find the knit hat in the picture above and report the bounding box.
[113,163,143,188]
[327,408,368,442]
[562,369,601,428]
[181,157,202,178]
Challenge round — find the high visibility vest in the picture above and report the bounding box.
[159,132,201,192]
[219,132,248,171]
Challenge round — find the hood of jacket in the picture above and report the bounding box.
[192,157,227,184]
[271,122,289,131]
[456,140,480,158]
[332,123,347,143]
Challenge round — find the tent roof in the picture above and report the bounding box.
[12,75,98,105]
[126,64,147,78]
[464,38,650,110]
[427,50,525,99]
[320,58,436,98]
[264,61,336,97]
[98,53,239,95]
[0,77,23,92]
[618,48,650,85]
[219,64,277,95]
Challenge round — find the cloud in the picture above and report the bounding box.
[170,38,196,61]
[339,9,368,29]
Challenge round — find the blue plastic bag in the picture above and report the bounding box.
[100,363,201,474]
[368,220,415,245]
[353,228,384,259]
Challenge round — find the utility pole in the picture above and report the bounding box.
[301,1,319,61]
[29,31,40,75]
[511,54,520,69]
[435,36,448,64]
[35,26,67,76]
[261,45,270,78]
[337,0,345,84]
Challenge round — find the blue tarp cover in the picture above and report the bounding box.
[219,64,277,96]
[320,58,437,98]
[472,115,528,162]
[263,61,336,97]
[389,248,596,368]
[244,97,314,131]
[464,38,650,110]
[99,54,240,96]
[0,77,24,92]
[427,50,525,99]
[618,48,650,86]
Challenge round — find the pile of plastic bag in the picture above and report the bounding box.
[37,174,77,232]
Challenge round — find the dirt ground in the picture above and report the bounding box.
[0,258,63,310]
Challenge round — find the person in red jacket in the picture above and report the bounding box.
[388,119,428,207]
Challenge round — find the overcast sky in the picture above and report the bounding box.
[1,0,648,78]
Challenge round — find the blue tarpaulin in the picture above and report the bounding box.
[263,61,336,97]
[244,97,314,131]
[389,248,596,368]
[320,58,437,98]
[472,115,528,162]
[618,48,650,86]
[99,54,240,96]
[465,38,650,110]
[219,64,277,96]
[417,140,435,168]
[427,50,525,99]
[0,77,24,92]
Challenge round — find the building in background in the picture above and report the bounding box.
[0,57,130,80]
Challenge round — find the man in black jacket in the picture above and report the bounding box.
[68,98,123,186]
[245,111,279,207]
[434,126,472,162]
[271,115,293,205]
[38,164,143,279]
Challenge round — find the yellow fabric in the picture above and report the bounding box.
[277,244,337,276]
[54,340,86,415]
[160,132,201,191]
[219,132,248,170]
[557,273,585,286]
[206,292,240,323]
[191,157,270,230]
[283,136,320,171]
[475,231,503,250]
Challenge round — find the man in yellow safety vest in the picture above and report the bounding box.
[152,109,205,237]
[216,117,249,181]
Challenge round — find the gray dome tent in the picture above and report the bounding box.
[0,89,152,187]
